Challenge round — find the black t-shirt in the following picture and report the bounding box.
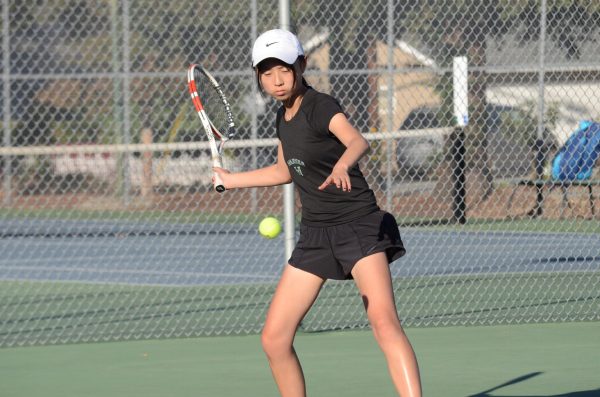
[276,88,379,226]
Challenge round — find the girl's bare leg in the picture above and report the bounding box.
[261,264,325,397]
[351,253,422,397]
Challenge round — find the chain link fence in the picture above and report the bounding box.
[1,0,599,347]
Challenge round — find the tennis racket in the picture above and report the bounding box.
[187,64,235,192]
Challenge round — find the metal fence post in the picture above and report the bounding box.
[2,0,11,205]
[533,0,548,214]
[280,0,295,261]
[385,0,394,207]
[121,0,132,204]
[250,0,258,213]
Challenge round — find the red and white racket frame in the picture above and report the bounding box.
[187,64,235,192]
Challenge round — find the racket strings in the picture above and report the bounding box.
[194,70,231,139]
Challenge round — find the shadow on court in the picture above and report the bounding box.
[470,372,600,397]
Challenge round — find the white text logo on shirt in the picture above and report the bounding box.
[287,158,305,176]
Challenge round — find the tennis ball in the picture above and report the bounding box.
[259,217,281,239]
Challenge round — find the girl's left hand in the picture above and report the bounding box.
[318,166,351,192]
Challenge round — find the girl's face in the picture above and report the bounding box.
[258,59,298,101]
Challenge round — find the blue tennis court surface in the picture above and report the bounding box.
[1,226,599,285]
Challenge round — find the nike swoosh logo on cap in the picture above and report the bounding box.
[266,42,278,47]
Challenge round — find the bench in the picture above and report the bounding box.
[506,178,598,218]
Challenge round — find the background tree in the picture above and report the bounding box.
[294,1,390,133]
[403,0,600,200]
[295,0,599,202]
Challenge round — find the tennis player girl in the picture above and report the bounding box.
[213,29,422,397]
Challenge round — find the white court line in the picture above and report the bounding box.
[0,254,208,264]
[0,264,278,280]
[0,276,279,288]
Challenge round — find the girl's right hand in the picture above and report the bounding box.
[213,167,231,189]
[318,164,352,192]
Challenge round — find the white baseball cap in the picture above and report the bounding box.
[252,29,304,67]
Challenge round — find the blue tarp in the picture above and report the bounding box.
[551,120,600,181]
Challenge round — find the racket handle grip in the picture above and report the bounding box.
[213,171,226,193]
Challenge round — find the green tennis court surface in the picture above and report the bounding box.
[2,271,599,346]
[1,322,598,397]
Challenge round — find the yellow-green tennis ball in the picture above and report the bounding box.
[259,217,281,239]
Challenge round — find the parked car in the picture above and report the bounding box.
[395,107,446,179]
[396,104,532,180]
